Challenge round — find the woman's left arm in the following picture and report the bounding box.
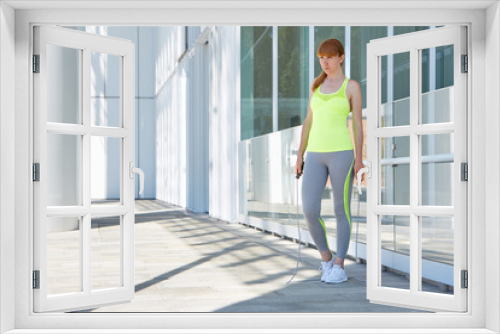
[350,80,365,182]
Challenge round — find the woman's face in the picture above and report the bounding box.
[318,54,344,73]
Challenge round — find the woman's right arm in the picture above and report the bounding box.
[295,87,315,177]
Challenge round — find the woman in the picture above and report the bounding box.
[295,38,364,284]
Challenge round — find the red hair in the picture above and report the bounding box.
[311,39,345,92]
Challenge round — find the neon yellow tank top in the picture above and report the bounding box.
[307,76,353,152]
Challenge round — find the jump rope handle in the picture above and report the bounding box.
[356,167,369,195]
[296,161,305,179]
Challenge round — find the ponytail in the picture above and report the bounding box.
[311,71,328,92]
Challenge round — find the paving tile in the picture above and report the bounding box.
[73,200,436,313]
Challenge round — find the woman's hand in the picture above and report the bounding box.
[295,155,304,179]
[354,158,365,183]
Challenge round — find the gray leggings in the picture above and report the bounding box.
[302,150,355,258]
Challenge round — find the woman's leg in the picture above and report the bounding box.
[301,152,331,261]
[328,150,355,269]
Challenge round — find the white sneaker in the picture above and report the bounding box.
[325,264,348,283]
[320,259,334,282]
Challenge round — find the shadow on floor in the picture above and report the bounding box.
[74,200,435,313]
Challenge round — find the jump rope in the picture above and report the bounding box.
[286,160,368,284]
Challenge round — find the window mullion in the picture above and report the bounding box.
[410,47,420,294]
[272,26,278,132]
[345,26,351,78]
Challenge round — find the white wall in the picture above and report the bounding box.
[155,26,188,208]
[208,26,239,222]
[136,27,157,199]
[155,26,210,213]
[0,2,16,333]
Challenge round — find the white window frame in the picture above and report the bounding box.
[7,4,496,334]
[366,25,467,312]
[33,25,136,313]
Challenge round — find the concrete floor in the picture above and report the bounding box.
[70,200,440,313]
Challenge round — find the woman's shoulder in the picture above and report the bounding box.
[346,78,361,92]
[346,77,358,85]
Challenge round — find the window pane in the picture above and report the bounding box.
[46,217,82,296]
[91,214,122,290]
[421,216,454,295]
[394,26,429,36]
[380,51,411,127]
[421,45,454,124]
[350,27,387,108]
[46,44,81,124]
[240,26,273,140]
[421,133,454,206]
[91,136,121,206]
[380,136,410,205]
[247,136,269,220]
[47,134,82,206]
[278,26,309,131]
[314,27,345,78]
[91,52,121,127]
[380,215,410,290]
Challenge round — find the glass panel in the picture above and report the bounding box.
[350,26,388,108]
[380,215,410,290]
[314,26,345,78]
[394,26,430,36]
[421,133,454,206]
[240,27,273,140]
[421,45,454,124]
[46,217,81,296]
[91,136,121,206]
[47,134,81,206]
[91,214,122,290]
[267,131,291,224]
[421,216,454,294]
[247,136,269,220]
[91,51,121,127]
[278,26,309,131]
[46,44,81,124]
[381,51,410,127]
[421,87,454,124]
[380,137,410,205]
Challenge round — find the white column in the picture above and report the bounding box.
[387,26,394,104]
[345,26,351,78]
[428,26,437,206]
[272,26,278,132]
[309,26,314,88]
[208,26,239,222]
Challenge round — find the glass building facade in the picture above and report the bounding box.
[239,26,456,289]
[241,26,452,140]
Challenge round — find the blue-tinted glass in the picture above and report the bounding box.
[278,26,309,130]
[240,27,273,140]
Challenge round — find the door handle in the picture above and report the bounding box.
[129,162,145,195]
[356,166,370,195]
